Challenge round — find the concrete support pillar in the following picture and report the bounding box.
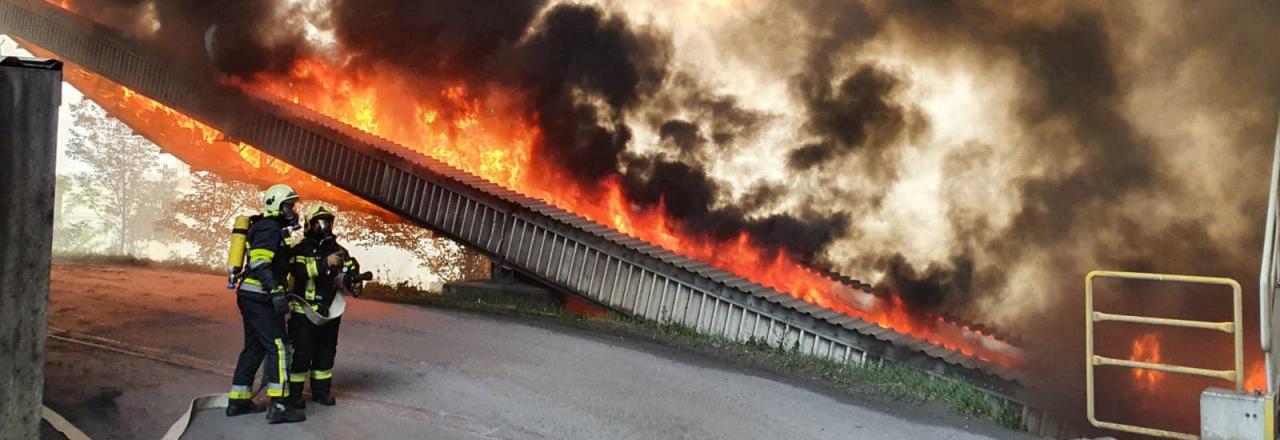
[0,56,62,440]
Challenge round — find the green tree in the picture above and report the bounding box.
[52,175,102,253]
[64,99,177,255]
[163,171,261,267]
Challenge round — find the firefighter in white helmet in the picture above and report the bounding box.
[226,183,306,424]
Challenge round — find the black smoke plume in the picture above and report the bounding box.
[506,4,670,185]
[53,0,854,263]
[788,64,916,171]
[620,153,850,260]
[59,0,313,76]
[855,0,1280,427]
[644,72,768,157]
[331,0,546,83]
[876,252,974,311]
[337,1,851,260]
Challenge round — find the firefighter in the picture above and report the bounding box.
[286,205,359,409]
[226,184,306,424]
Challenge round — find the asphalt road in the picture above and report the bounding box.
[43,264,1033,440]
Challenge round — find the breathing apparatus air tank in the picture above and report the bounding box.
[226,215,250,289]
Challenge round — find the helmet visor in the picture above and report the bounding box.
[310,217,333,236]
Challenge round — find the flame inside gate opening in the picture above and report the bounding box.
[1126,334,1268,396]
[1129,333,1166,394]
[19,0,1024,369]
[1112,330,1269,435]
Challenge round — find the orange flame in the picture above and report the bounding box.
[1246,360,1268,393]
[1130,333,1166,392]
[237,58,1021,367]
[17,3,1023,369]
[19,41,398,222]
[43,0,72,11]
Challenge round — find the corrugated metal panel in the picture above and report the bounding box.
[0,0,1028,396]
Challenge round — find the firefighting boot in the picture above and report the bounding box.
[287,381,306,409]
[311,378,336,406]
[266,398,306,424]
[225,398,266,417]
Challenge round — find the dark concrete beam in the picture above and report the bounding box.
[0,55,61,440]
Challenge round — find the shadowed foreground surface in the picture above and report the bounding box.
[43,264,1031,439]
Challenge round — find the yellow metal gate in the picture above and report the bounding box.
[1085,270,1243,440]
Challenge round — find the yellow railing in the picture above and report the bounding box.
[1086,270,1243,440]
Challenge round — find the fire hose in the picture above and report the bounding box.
[47,274,370,439]
[41,406,92,440]
[289,291,347,326]
[292,268,372,325]
[159,292,350,439]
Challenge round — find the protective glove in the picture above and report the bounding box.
[271,293,290,316]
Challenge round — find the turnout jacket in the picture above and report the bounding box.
[240,215,293,296]
[288,234,353,316]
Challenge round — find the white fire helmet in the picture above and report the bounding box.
[262,184,299,216]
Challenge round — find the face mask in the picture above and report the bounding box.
[281,201,299,227]
[310,218,333,237]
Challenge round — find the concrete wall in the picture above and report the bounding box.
[0,56,61,440]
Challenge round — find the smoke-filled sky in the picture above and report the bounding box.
[602,1,1279,350]
[617,2,1278,421]
[27,0,1280,415]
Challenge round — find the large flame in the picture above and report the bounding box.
[21,41,397,222]
[23,1,1022,369]
[239,58,1020,367]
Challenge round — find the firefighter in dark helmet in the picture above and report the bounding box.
[286,205,363,409]
[226,184,306,424]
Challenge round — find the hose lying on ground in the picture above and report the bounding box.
[160,293,344,439]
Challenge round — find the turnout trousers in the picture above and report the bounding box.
[287,314,341,399]
[230,293,290,401]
